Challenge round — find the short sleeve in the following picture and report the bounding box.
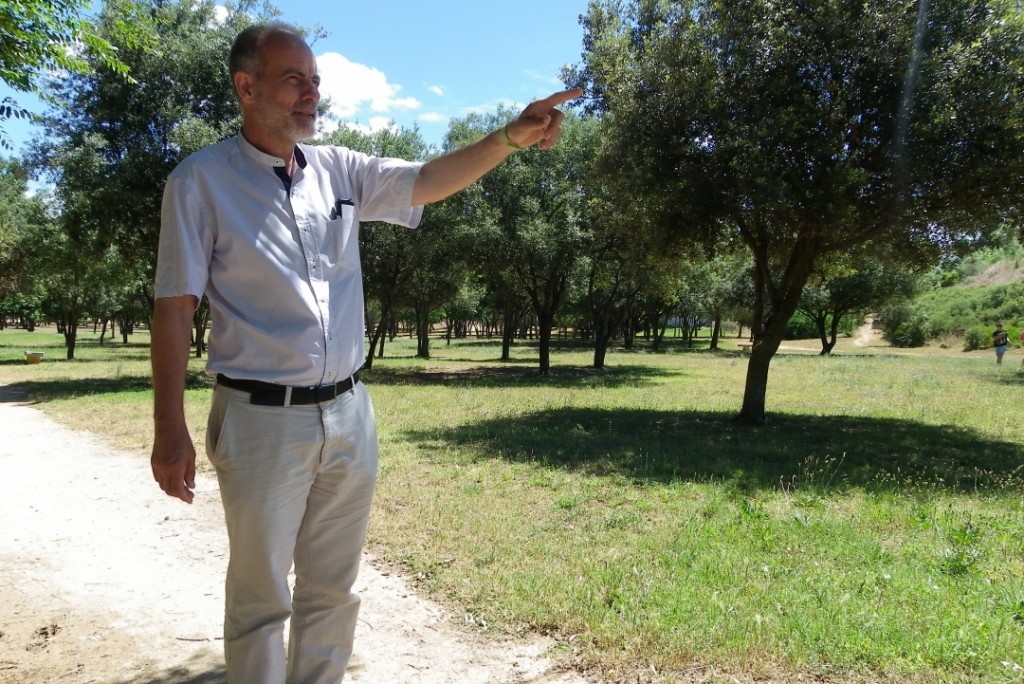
[154,164,214,299]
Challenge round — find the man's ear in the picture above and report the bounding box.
[234,71,256,103]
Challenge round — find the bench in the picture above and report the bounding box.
[739,343,753,353]
[24,351,45,364]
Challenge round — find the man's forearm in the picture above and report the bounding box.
[151,296,198,432]
[411,129,514,206]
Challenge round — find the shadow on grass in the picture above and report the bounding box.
[0,353,153,366]
[364,363,677,389]
[993,368,1024,386]
[404,407,1024,496]
[0,370,211,403]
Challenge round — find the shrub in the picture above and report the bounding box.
[963,327,987,352]
[784,312,818,340]
[879,304,928,348]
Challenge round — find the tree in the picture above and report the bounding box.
[798,257,920,355]
[0,0,140,149]
[0,159,43,291]
[0,158,48,328]
[571,0,1024,422]
[581,193,644,368]
[473,109,591,374]
[39,134,126,359]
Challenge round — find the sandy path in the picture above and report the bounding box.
[0,395,586,684]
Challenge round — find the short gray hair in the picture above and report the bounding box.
[229,23,303,81]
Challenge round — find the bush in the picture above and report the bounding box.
[784,312,818,339]
[879,304,928,348]
[963,327,987,352]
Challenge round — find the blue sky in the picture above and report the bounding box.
[0,0,590,156]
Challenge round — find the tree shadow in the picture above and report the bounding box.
[0,370,211,404]
[993,369,1024,386]
[111,655,226,684]
[0,353,153,366]
[364,363,678,389]
[404,407,1024,496]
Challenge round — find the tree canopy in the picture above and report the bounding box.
[0,0,146,148]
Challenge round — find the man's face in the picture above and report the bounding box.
[244,33,321,145]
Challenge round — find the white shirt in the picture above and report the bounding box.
[156,135,424,386]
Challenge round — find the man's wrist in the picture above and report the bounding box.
[501,124,525,151]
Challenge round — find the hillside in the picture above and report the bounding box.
[962,258,1024,287]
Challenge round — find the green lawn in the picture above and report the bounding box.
[1,326,1022,683]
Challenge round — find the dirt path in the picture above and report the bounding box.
[853,318,880,348]
[0,394,587,684]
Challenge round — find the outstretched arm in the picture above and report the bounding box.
[411,88,583,206]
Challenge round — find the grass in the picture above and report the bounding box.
[1,325,1023,683]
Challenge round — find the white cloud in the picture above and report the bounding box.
[214,5,230,24]
[464,98,523,116]
[419,112,448,124]
[367,116,396,132]
[525,67,568,88]
[427,85,445,96]
[317,52,421,121]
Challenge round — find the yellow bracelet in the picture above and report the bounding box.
[501,124,525,151]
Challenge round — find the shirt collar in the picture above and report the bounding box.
[235,134,307,170]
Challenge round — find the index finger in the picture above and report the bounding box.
[531,88,584,110]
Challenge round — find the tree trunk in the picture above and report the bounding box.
[807,312,832,356]
[652,317,668,351]
[537,312,553,374]
[739,236,819,423]
[364,316,384,370]
[416,305,431,359]
[364,319,384,370]
[500,301,519,362]
[622,312,635,350]
[823,314,842,356]
[738,340,776,424]
[592,319,612,369]
[710,311,721,350]
[64,320,78,361]
[192,311,207,359]
[501,319,514,361]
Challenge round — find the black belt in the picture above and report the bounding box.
[216,372,361,406]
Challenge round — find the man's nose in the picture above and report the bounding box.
[302,80,320,102]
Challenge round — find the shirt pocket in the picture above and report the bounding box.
[323,202,357,270]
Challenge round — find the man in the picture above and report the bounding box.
[150,23,579,684]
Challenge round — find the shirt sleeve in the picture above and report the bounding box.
[154,163,213,300]
[333,147,425,227]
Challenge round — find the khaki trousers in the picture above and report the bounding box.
[207,382,378,684]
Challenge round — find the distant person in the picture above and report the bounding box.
[149,22,580,684]
[993,322,1009,365]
